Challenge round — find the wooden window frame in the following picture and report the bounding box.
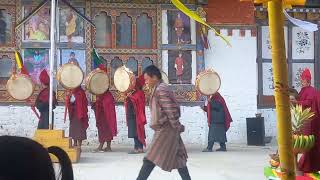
[92,11,113,49]
[161,8,196,86]
[136,13,154,49]
[115,12,133,49]
[92,9,156,50]
[257,20,320,109]
[0,7,16,48]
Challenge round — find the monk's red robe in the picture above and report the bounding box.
[36,70,57,129]
[93,91,117,143]
[68,87,89,140]
[297,86,320,173]
[205,92,232,130]
[124,89,147,147]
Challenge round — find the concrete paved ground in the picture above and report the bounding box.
[72,144,275,180]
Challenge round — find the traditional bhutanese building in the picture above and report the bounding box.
[0,0,318,145]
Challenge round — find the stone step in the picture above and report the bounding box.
[34,137,71,149]
[33,130,80,163]
[34,130,65,139]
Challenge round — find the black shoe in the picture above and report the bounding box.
[202,148,213,152]
[129,149,144,154]
[216,147,227,152]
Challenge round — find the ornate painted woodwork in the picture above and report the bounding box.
[0,0,202,103]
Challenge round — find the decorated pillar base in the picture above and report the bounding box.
[264,167,320,180]
[33,130,80,163]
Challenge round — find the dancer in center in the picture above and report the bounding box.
[136,65,191,180]
[124,75,147,154]
[92,65,117,152]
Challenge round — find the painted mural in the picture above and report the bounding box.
[24,7,50,41]
[23,49,49,84]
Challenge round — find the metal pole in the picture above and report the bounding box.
[49,0,56,130]
[268,0,295,179]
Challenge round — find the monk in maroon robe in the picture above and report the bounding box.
[291,68,320,173]
[68,86,89,149]
[202,92,232,152]
[92,65,117,152]
[124,75,147,154]
[35,69,57,129]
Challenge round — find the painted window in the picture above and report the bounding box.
[60,49,86,73]
[257,25,317,108]
[168,50,192,84]
[23,7,50,41]
[23,49,49,85]
[142,57,153,71]
[292,27,314,60]
[59,7,85,43]
[167,11,191,45]
[126,57,138,76]
[94,12,112,47]
[0,55,12,78]
[261,26,288,59]
[161,10,195,85]
[136,13,152,48]
[0,9,12,46]
[0,55,12,91]
[116,13,132,48]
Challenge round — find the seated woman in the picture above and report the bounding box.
[0,136,74,180]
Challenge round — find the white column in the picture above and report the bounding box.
[162,50,169,75]
[162,10,168,44]
[191,50,196,84]
[190,19,196,45]
[49,0,56,129]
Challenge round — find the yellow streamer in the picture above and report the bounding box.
[14,50,23,70]
[171,0,231,46]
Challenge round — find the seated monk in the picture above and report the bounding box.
[291,69,320,173]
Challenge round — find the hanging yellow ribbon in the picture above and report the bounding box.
[171,0,231,46]
[14,50,23,70]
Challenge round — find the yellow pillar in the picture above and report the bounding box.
[267,0,295,179]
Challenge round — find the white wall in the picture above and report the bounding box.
[0,105,208,146]
[204,29,259,143]
[258,109,277,137]
[0,29,280,146]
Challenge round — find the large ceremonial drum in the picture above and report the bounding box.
[56,63,84,90]
[195,69,221,96]
[85,68,110,95]
[161,71,169,84]
[114,66,136,93]
[6,74,34,100]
